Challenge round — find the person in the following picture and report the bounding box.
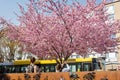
[61,61,70,72]
[26,57,40,73]
[55,63,62,72]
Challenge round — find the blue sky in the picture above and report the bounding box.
[0,0,102,25]
[0,0,29,25]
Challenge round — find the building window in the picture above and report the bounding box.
[106,6,114,14]
[111,34,116,39]
[108,14,114,20]
[106,5,114,20]
[106,52,117,62]
[105,5,115,24]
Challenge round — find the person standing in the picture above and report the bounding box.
[26,57,40,73]
[55,63,62,72]
[61,61,70,72]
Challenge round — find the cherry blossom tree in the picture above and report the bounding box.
[0,19,24,61]
[1,0,120,63]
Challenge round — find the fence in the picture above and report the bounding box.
[0,71,120,80]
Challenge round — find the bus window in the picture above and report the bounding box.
[0,66,2,73]
[49,65,55,72]
[76,63,82,72]
[45,66,50,72]
[70,64,76,72]
[92,58,102,70]
[4,66,10,73]
[11,67,16,73]
[95,60,102,70]
[21,66,27,73]
[92,58,98,70]
[83,63,92,71]
[41,66,45,72]
[13,66,19,73]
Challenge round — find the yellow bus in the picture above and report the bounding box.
[0,58,102,73]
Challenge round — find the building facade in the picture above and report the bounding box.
[105,0,120,71]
